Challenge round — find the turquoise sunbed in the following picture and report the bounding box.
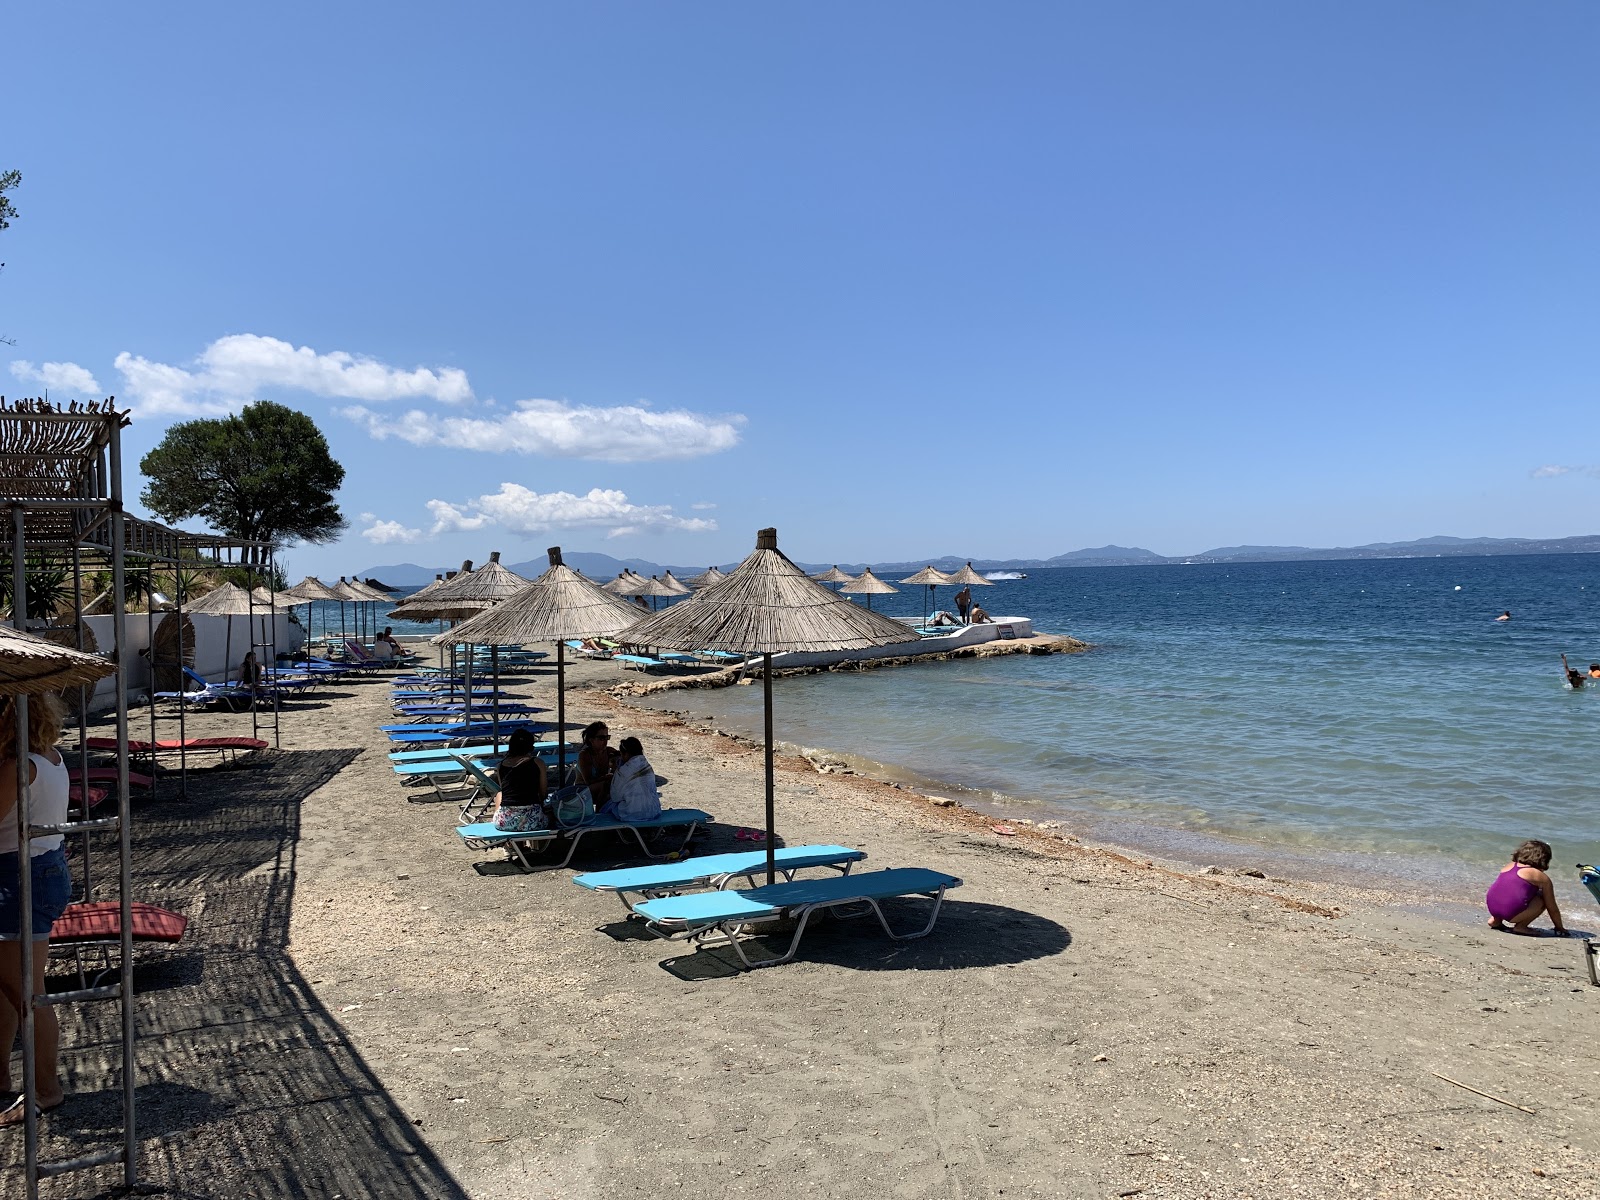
[632,867,962,970]
[456,807,713,872]
[614,653,666,671]
[388,741,560,762]
[573,844,866,913]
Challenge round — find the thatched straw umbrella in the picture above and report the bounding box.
[601,570,647,596]
[839,567,899,612]
[899,565,953,627]
[683,566,727,590]
[187,582,263,682]
[394,555,529,726]
[281,575,341,649]
[437,547,641,781]
[619,528,918,883]
[0,623,115,696]
[806,569,857,598]
[658,570,693,597]
[627,575,683,612]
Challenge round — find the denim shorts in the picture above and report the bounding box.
[0,848,72,941]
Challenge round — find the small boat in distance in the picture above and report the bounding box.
[984,571,1026,580]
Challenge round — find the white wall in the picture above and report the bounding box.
[79,611,305,709]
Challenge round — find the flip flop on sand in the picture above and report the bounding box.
[0,1093,64,1128]
[733,828,767,842]
[991,825,1018,836]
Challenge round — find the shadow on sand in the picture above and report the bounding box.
[0,748,469,1200]
[650,898,1072,981]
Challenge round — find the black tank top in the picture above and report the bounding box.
[500,756,547,807]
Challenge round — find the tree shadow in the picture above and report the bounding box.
[655,899,1072,981]
[0,747,471,1199]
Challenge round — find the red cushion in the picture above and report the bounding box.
[186,737,269,751]
[51,902,188,944]
[76,767,154,789]
[83,737,265,754]
[68,784,109,809]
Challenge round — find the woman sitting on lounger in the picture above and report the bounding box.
[597,736,661,823]
[236,651,264,694]
[576,722,618,806]
[491,729,548,832]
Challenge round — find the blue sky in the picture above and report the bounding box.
[5,3,1597,576]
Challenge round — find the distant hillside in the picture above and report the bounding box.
[360,533,1600,584]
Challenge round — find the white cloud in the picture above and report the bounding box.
[360,517,426,545]
[1531,465,1600,480]
[342,396,744,462]
[691,501,718,510]
[8,359,103,395]
[428,483,716,538]
[114,333,472,417]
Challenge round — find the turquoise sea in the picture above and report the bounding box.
[640,554,1600,899]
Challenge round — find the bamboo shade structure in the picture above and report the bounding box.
[810,565,853,584]
[899,566,953,586]
[658,570,693,596]
[417,552,528,603]
[627,575,682,599]
[0,624,116,695]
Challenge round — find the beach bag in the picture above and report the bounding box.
[494,805,547,833]
[552,785,594,829]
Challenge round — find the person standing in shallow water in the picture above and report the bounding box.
[1486,840,1566,936]
[1560,654,1584,689]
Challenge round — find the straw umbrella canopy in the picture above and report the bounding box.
[187,582,264,681]
[899,565,953,626]
[436,547,642,781]
[658,570,693,596]
[838,567,899,612]
[810,565,853,585]
[618,528,918,883]
[682,566,727,589]
[625,575,683,612]
[0,624,116,696]
[602,570,647,595]
[249,586,276,607]
[281,575,342,648]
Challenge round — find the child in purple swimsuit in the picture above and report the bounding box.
[1485,840,1566,936]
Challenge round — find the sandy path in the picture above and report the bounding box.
[12,646,1594,1198]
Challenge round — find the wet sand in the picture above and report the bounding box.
[12,645,1598,1198]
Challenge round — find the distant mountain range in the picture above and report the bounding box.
[359,534,1600,586]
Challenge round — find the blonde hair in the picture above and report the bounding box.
[0,691,65,762]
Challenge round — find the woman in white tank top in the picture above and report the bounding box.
[0,691,74,1121]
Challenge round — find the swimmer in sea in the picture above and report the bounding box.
[1561,654,1584,689]
[1496,611,1511,622]
[1589,664,1600,680]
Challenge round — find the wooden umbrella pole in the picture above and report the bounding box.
[764,652,775,885]
[556,639,567,785]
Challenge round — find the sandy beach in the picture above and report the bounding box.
[8,645,1597,1199]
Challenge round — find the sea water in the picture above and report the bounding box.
[642,554,1600,895]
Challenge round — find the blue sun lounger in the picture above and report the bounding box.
[456,808,713,872]
[393,702,545,718]
[614,654,667,671]
[631,867,962,969]
[573,844,866,913]
[386,721,555,745]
